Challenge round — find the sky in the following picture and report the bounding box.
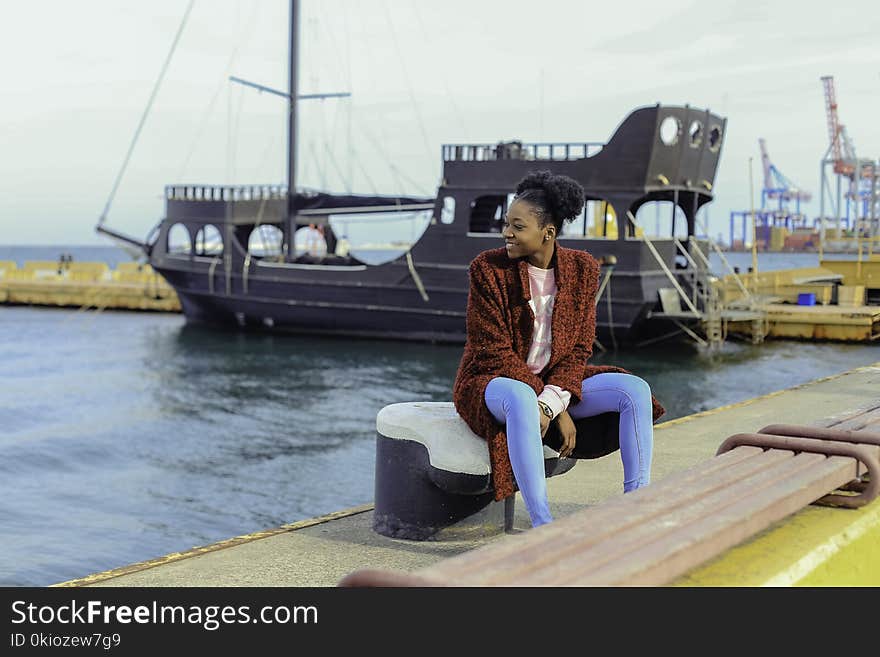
[1,0,878,246]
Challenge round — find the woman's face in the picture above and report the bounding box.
[502,199,553,260]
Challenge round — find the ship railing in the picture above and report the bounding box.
[441,141,604,163]
[628,211,751,349]
[164,184,288,202]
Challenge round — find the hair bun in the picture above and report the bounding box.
[515,170,585,223]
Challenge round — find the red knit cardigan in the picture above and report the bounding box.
[452,245,666,501]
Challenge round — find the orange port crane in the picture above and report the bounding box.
[821,75,876,182]
[818,75,878,237]
[821,75,853,176]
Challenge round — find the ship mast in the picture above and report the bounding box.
[287,0,300,228]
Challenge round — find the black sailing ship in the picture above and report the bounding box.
[99,1,727,347]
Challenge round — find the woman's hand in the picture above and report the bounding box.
[539,408,551,438]
[556,410,577,458]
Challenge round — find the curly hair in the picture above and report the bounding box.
[514,170,585,233]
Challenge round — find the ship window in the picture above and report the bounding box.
[561,203,588,237]
[469,195,505,233]
[293,224,327,258]
[659,116,681,146]
[634,201,669,239]
[440,196,455,224]
[328,209,430,265]
[583,199,617,239]
[167,223,192,255]
[708,125,722,152]
[689,121,703,148]
[670,203,689,241]
[195,224,223,256]
[248,224,284,257]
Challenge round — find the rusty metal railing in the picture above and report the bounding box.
[718,424,879,508]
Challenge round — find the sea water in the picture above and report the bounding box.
[0,245,877,585]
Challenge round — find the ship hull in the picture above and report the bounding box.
[153,238,680,346]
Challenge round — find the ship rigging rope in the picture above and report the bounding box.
[604,269,617,352]
[410,1,468,138]
[338,1,431,198]
[321,6,353,192]
[227,81,248,183]
[243,197,270,294]
[591,264,613,353]
[98,0,196,227]
[178,1,260,182]
[406,252,429,302]
[352,153,379,194]
[351,115,432,195]
[380,0,433,167]
[693,215,754,302]
[627,211,700,317]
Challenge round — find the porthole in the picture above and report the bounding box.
[659,116,681,146]
[167,223,192,254]
[688,120,703,148]
[708,125,722,152]
[441,196,456,224]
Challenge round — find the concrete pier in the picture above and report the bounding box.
[56,362,880,587]
[0,261,180,312]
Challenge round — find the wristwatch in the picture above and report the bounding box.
[538,401,554,420]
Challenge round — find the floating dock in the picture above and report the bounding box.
[716,259,880,342]
[744,302,880,341]
[55,362,880,587]
[0,260,180,312]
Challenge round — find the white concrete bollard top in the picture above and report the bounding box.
[376,401,560,477]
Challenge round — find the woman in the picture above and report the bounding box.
[453,170,665,528]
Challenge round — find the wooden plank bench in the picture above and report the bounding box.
[341,405,880,586]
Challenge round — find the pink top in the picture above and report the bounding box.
[526,263,571,418]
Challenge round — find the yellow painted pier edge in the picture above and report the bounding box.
[672,497,880,587]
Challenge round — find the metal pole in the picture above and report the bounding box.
[854,158,861,236]
[836,173,842,237]
[749,157,758,292]
[284,0,301,260]
[819,160,825,247]
[871,160,880,237]
[287,0,300,220]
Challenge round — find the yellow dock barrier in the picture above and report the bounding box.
[820,257,880,289]
[757,303,880,341]
[718,267,842,306]
[0,260,180,312]
[718,262,880,342]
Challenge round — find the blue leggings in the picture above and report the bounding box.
[484,373,655,527]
